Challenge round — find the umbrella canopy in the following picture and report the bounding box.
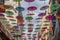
[45,15,53,20]
[16,7,25,11]
[0,8,5,13]
[0,4,13,9]
[28,24,34,26]
[24,0,35,2]
[7,16,14,18]
[16,16,24,23]
[5,11,14,16]
[27,6,37,11]
[19,24,25,26]
[27,14,35,16]
[9,19,16,21]
[13,0,22,2]
[38,13,46,17]
[0,18,7,20]
[0,14,5,16]
[40,5,49,10]
[26,16,33,21]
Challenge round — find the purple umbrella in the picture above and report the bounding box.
[24,0,35,2]
[13,26,19,29]
[0,14,5,16]
[27,6,37,11]
[38,13,46,17]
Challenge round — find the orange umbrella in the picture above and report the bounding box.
[0,4,13,9]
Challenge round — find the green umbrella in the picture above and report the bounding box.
[5,11,14,16]
[0,18,7,20]
[26,16,33,21]
[13,0,22,2]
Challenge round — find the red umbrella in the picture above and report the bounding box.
[27,6,37,11]
[0,8,5,13]
[28,24,34,26]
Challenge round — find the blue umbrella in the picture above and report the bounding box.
[16,7,25,11]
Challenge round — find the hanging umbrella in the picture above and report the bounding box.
[0,8,5,13]
[21,33,26,35]
[9,19,16,21]
[5,11,14,16]
[19,24,25,26]
[36,17,42,20]
[27,6,37,11]
[16,7,25,11]
[26,16,33,21]
[42,27,47,30]
[43,24,49,26]
[38,13,46,17]
[40,5,49,10]
[28,29,33,32]
[7,16,14,18]
[13,26,19,29]
[13,0,22,2]
[36,24,41,26]
[45,15,53,20]
[11,23,17,24]
[27,14,35,16]
[16,16,24,23]
[24,0,35,2]
[28,24,34,26]
[0,18,7,20]
[3,5,14,9]
[0,14,5,16]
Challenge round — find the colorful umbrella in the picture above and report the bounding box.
[16,16,24,23]
[40,5,49,10]
[45,15,53,20]
[24,0,35,2]
[26,16,33,21]
[13,0,22,2]
[11,23,17,24]
[27,6,37,11]
[27,14,35,16]
[5,11,14,16]
[28,29,33,32]
[0,8,5,13]
[0,18,7,20]
[16,7,25,11]
[19,24,25,26]
[38,13,46,17]
[7,16,14,18]
[9,19,16,21]
[28,24,34,26]
[0,14,5,16]
[13,26,19,29]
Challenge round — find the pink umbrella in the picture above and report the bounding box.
[27,6,37,11]
[46,15,53,20]
[24,0,35,2]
